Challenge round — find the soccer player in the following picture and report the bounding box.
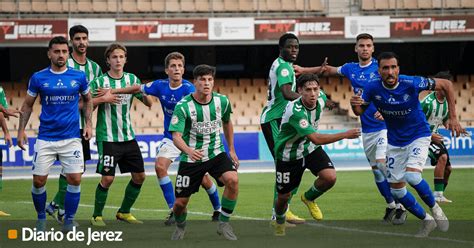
[273,73,361,236]
[0,86,13,217]
[90,43,152,226]
[351,51,462,237]
[260,33,308,225]
[45,24,103,223]
[17,36,93,231]
[420,71,467,203]
[294,33,406,224]
[105,52,221,224]
[168,65,239,240]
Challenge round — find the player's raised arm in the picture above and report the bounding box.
[17,94,36,150]
[433,78,461,137]
[293,57,338,77]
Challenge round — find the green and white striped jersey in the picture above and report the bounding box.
[0,86,8,108]
[260,57,296,124]
[421,91,448,133]
[169,92,232,163]
[274,91,327,161]
[90,72,144,142]
[67,56,102,129]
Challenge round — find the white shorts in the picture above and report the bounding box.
[362,129,388,166]
[32,138,84,176]
[156,138,181,161]
[385,136,431,183]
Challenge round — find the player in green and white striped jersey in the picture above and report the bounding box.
[273,74,361,236]
[90,43,152,226]
[260,33,305,225]
[421,71,468,204]
[168,65,239,241]
[46,25,104,223]
[0,86,13,209]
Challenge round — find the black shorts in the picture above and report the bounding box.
[260,118,282,159]
[276,146,334,194]
[96,140,144,176]
[80,129,91,161]
[175,152,236,198]
[428,142,451,167]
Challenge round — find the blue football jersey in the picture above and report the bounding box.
[140,79,195,139]
[28,67,89,141]
[362,74,436,146]
[338,58,386,133]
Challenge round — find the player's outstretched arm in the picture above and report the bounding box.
[307,128,361,146]
[223,120,239,169]
[172,131,203,162]
[17,95,36,150]
[281,84,300,101]
[434,78,462,137]
[0,113,12,147]
[141,95,153,108]
[109,85,141,94]
[82,91,93,140]
[293,57,338,77]
[0,105,20,118]
[92,89,120,107]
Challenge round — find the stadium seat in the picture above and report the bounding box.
[361,0,375,10]
[136,0,151,12]
[211,0,225,11]
[432,0,442,8]
[224,0,239,11]
[166,0,180,12]
[195,0,210,11]
[32,0,47,13]
[122,0,138,12]
[77,0,93,12]
[254,0,268,11]
[181,0,196,12]
[151,0,165,11]
[374,0,389,9]
[403,0,417,9]
[92,0,108,12]
[445,0,461,8]
[266,0,282,11]
[239,0,254,11]
[0,0,17,12]
[18,0,32,12]
[461,0,474,8]
[388,0,401,9]
[309,0,324,11]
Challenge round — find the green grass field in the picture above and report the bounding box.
[1,168,473,247]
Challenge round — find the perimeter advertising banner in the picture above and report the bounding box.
[115,19,208,41]
[2,129,472,166]
[0,20,67,42]
[390,15,474,37]
[254,17,344,40]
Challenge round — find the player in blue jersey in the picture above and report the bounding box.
[16,36,93,232]
[351,51,462,237]
[106,52,221,224]
[294,33,405,224]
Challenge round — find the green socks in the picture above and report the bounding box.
[53,175,68,209]
[119,180,142,213]
[219,196,237,222]
[93,183,109,217]
[304,185,325,201]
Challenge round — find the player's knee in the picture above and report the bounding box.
[100,176,115,188]
[321,172,337,188]
[390,187,407,199]
[200,174,213,189]
[445,165,452,174]
[404,171,423,186]
[132,173,146,184]
[277,192,291,202]
[155,161,169,178]
[173,199,187,211]
[33,177,47,188]
[223,173,239,191]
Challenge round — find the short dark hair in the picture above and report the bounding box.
[48,36,68,49]
[164,52,185,68]
[279,33,299,48]
[377,52,399,65]
[104,43,127,59]
[193,64,216,79]
[297,73,320,89]
[433,71,453,80]
[356,33,373,42]
[69,25,89,39]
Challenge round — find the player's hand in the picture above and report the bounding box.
[350,90,366,106]
[229,150,239,170]
[188,149,204,162]
[374,111,384,121]
[345,128,361,139]
[318,57,328,76]
[293,64,305,76]
[445,118,462,137]
[95,87,109,97]
[102,90,121,104]
[0,107,21,118]
[17,131,28,151]
[4,132,12,147]
[83,125,92,140]
[431,133,444,144]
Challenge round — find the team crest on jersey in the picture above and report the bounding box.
[70,80,79,88]
[370,72,377,79]
[281,68,289,77]
[299,119,309,128]
[171,116,179,125]
[403,94,410,102]
[375,95,382,101]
